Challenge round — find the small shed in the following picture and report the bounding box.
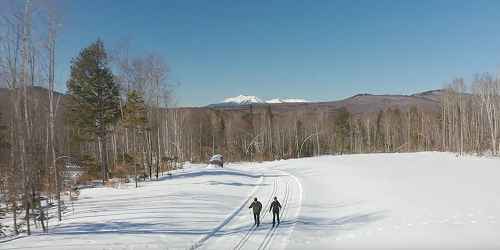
[209,154,224,167]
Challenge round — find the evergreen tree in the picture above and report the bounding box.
[409,106,419,151]
[0,112,4,142]
[0,112,8,150]
[66,40,120,181]
[335,107,351,154]
[123,90,147,130]
[0,113,6,155]
[375,110,384,151]
[123,90,147,187]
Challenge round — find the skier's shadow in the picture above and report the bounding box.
[212,220,295,237]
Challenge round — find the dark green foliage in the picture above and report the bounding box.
[0,112,8,169]
[0,112,5,140]
[123,90,147,131]
[0,112,8,150]
[335,107,351,154]
[375,110,384,150]
[123,153,135,164]
[409,106,419,150]
[212,109,226,154]
[66,40,121,139]
[79,154,99,180]
[66,40,120,180]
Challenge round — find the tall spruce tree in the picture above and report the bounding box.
[123,90,147,131]
[123,90,147,187]
[335,107,351,154]
[0,112,7,150]
[66,40,120,181]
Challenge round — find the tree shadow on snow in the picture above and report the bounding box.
[49,221,212,236]
[159,169,260,181]
[158,168,283,181]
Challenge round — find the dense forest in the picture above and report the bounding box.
[2,0,500,236]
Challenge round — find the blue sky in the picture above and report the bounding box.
[53,0,500,106]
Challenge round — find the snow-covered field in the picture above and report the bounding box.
[2,152,500,249]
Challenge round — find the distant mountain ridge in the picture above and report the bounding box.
[204,90,443,110]
[0,87,444,115]
[208,95,310,107]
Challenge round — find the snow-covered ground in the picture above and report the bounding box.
[276,152,500,249]
[3,152,500,249]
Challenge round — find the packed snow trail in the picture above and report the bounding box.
[199,169,302,250]
[189,175,264,249]
[1,166,267,250]
[258,180,290,250]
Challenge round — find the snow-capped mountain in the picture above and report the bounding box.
[210,95,309,106]
[222,95,263,105]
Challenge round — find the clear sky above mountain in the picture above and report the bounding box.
[47,0,500,106]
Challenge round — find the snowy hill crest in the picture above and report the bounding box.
[215,95,309,106]
[223,95,263,104]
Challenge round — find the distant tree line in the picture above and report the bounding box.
[164,104,441,162]
[441,75,500,156]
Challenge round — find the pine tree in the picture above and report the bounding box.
[0,112,8,152]
[335,107,351,154]
[123,90,147,130]
[66,40,120,181]
[123,90,147,187]
[0,112,5,146]
[375,110,384,151]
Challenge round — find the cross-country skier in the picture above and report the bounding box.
[249,197,262,227]
[269,196,282,227]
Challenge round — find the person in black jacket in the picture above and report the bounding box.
[269,196,282,227]
[249,198,262,226]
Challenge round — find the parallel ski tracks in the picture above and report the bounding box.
[233,179,278,250]
[257,180,291,250]
[196,168,301,250]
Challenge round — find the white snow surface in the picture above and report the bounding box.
[3,152,500,249]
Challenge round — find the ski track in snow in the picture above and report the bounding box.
[233,179,277,250]
[190,175,264,249]
[258,180,290,250]
[199,168,303,250]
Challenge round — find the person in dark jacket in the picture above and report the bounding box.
[249,197,262,226]
[269,196,282,227]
